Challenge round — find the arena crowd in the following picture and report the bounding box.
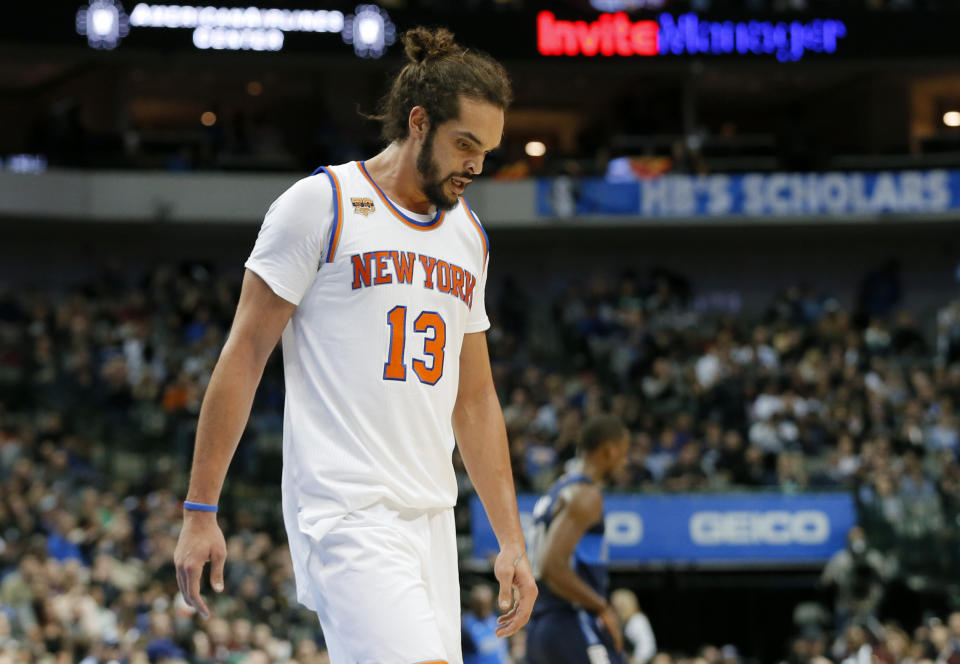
[2,261,960,664]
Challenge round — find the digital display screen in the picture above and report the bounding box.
[2,1,958,61]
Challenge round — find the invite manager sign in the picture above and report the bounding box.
[536,170,960,220]
[470,493,855,566]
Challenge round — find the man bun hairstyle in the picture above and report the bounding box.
[404,26,458,63]
[578,415,628,456]
[372,27,512,144]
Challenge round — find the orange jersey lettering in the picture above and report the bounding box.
[391,250,417,285]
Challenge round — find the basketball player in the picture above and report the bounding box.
[525,415,631,664]
[173,27,536,664]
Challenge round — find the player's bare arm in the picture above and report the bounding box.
[174,269,295,619]
[453,331,537,638]
[541,483,624,652]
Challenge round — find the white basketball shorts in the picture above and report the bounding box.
[287,501,462,664]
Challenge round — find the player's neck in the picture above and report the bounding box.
[364,144,434,215]
[581,458,605,485]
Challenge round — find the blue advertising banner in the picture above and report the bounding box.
[470,492,856,566]
[536,170,960,220]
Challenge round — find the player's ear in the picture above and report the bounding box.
[600,442,612,463]
[609,440,623,463]
[409,106,429,139]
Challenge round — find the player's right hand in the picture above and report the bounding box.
[493,547,537,638]
[599,604,624,652]
[174,510,227,619]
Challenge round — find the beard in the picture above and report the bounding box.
[416,127,466,212]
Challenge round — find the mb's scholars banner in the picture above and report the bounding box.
[536,170,960,220]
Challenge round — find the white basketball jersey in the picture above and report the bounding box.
[245,160,490,541]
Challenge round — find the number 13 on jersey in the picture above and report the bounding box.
[383,305,446,385]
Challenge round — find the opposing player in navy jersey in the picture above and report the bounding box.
[525,415,631,664]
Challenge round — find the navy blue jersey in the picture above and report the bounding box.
[528,472,608,617]
[525,608,626,664]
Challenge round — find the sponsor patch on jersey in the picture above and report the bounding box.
[351,197,375,216]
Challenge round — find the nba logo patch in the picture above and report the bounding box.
[351,197,375,216]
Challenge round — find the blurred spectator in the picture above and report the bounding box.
[461,584,509,664]
[664,442,708,492]
[611,589,657,664]
[836,624,873,664]
[821,527,889,633]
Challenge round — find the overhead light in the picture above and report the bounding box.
[590,0,665,9]
[247,81,263,96]
[525,141,547,157]
[103,4,391,56]
[342,4,396,58]
[76,0,130,50]
[201,111,217,126]
[944,111,960,128]
[5,154,48,174]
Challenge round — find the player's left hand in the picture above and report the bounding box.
[599,604,624,652]
[493,546,537,638]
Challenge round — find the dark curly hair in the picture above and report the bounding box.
[371,27,512,143]
[578,415,627,456]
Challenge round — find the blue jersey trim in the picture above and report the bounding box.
[577,609,601,647]
[311,165,342,263]
[460,196,490,264]
[358,161,444,229]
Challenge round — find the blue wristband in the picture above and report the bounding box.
[183,501,218,513]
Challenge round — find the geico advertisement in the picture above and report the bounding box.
[470,493,855,564]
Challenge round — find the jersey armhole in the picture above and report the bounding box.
[311,166,343,265]
[460,196,489,267]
